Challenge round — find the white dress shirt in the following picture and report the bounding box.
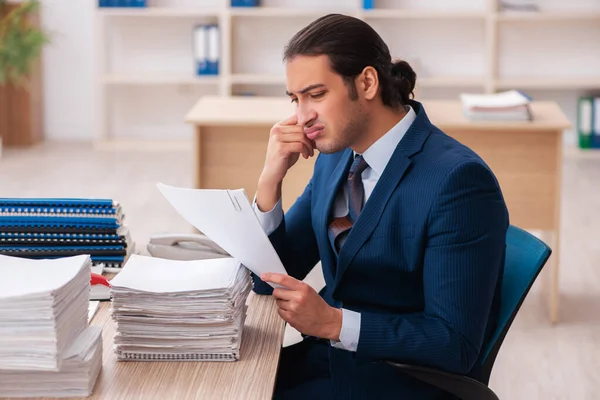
[253,105,416,351]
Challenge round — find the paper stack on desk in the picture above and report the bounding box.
[460,90,532,121]
[0,254,103,397]
[110,254,252,362]
[0,327,103,398]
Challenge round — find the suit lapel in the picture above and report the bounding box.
[332,101,433,293]
[319,149,353,274]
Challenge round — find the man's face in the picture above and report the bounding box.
[285,55,368,154]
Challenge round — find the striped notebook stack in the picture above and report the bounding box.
[0,198,135,272]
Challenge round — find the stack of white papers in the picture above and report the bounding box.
[110,254,252,362]
[0,326,103,398]
[0,254,103,397]
[460,90,532,121]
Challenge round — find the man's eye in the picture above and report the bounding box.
[311,92,326,99]
[290,98,298,104]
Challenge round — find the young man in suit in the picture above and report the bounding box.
[252,13,509,400]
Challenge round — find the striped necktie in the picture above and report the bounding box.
[328,154,369,254]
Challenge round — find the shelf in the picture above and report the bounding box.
[230,74,486,88]
[496,77,600,90]
[94,2,600,141]
[229,8,339,18]
[103,74,220,85]
[418,76,486,88]
[360,9,488,20]
[98,7,221,17]
[231,74,285,85]
[497,11,600,22]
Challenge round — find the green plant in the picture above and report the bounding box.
[0,0,49,86]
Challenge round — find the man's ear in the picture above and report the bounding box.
[356,66,379,101]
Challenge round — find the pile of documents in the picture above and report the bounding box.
[0,254,103,398]
[0,197,135,273]
[110,254,252,362]
[460,90,532,121]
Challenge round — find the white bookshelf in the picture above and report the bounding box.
[94,0,600,141]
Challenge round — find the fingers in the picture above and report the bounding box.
[279,114,298,126]
[278,308,292,322]
[273,133,314,159]
[272,286,303,302]
[276,298,293,311]
[282,142,312,160]
[262,273,304,290]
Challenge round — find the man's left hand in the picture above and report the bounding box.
[261,273,342,341]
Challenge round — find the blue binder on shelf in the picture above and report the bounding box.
[194,24,220,76]
[578,97,593,149]
[99,0,146,7]
[231,0,259,6]
[592,97,600,149]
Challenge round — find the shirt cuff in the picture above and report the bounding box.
[331,309,361,352]
[252,196,284,236]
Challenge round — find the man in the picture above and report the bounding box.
[251,13,509,400]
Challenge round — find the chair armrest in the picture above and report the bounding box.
[386,361,499,400]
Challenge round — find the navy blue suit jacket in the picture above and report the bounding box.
[253,100,509,399]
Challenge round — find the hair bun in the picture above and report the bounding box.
[391,60,417,102]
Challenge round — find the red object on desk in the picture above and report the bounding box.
[90,272,111,301]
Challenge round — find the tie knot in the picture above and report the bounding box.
[350,154,368,176]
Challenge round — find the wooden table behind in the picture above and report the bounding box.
[186,96,571,322]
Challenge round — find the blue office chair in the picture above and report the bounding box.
[387,225,552,400]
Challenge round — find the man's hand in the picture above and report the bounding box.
[255,114,315,213]
[261,273,342,341]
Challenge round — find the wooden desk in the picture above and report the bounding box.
[6,291,286,400]
[186,96,571,323]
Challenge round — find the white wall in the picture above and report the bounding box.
[40,0,95,141]
[38,0,597,144]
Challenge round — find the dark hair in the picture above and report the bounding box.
[283,13,416,109]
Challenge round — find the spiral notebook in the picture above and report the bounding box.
[0,198,133,272]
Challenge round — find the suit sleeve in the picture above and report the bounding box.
[356,161,509,374]
[251,175,321,295]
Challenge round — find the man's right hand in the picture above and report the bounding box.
[256,114,315,212]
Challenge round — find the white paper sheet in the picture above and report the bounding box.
[110,255,240,293]
[156,182,287,286]
[0,254,90,299]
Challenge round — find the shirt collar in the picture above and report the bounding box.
[355,105,416,177]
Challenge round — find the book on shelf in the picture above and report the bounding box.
[98,0,147,7]
[193,25,220,76]
[231,0,260,6]
[578,96,600,149]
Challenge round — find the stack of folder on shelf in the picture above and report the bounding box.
[98,0,147,7]
[0,198,135,272]
[110,254,252,362]
[577,96,600,149]
[460,90,532,121]
[0,254,103,398]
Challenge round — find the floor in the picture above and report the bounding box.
[1,141,599,399]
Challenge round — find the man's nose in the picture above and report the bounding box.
[297,105,317,128]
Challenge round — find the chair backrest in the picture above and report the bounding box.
[479,225,552,383]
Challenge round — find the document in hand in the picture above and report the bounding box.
[156,182,287,286]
